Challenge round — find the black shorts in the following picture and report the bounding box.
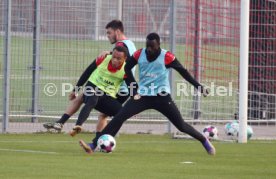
[82,82,122,117]
[83,93,122,117]
[116,92,129,104]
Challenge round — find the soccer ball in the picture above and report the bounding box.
[97,134,116,153]
[224,121,239,137]
[224,121,253,140]
[247,125,253,140]
[202,125,218,140]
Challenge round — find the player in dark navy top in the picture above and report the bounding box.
[79,33,216,156]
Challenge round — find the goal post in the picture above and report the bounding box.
[239,0,250,143]
[2,0,11,133]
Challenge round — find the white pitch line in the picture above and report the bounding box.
[0,140,184,144]
[0,140,74,143]
[180,161,195,164]
[120,141,194,144]
[0,148,59,154]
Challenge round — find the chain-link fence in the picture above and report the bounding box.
[1,0,275,138]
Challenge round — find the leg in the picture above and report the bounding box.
[94,93,129,133]
[76,95,98,126]
[79,96,149,154]
[92,97,150,146]
[43,93,83,131]
[94,95,123,137]
[95,113,108,139]
[57,93,84,123]
[63,93,83,117]
[95,92,129,133]
[154,95,215,155]
[116,92,129,104]
[95,95,122,137]
[70,95,99,137]
[96,113,108,132]
[154,95,206,142]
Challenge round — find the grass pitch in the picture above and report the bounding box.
[0,133,275,179]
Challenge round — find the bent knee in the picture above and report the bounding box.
[74,94,84,103]
[98,113,108,120]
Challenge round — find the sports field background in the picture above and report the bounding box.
[1,0,242,130]
[0,36,238,124]
[1,1,276,178]
[1,0,275,138]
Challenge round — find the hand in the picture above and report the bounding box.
[202,87,209,97]
[133,94,141,100]
[68,92,77,100]
[97,51,111,59]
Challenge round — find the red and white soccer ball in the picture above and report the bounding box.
[97,134,116,153]
[202,125,218,140]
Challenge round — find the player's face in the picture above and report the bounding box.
[111,50,126,68]
[106,28,118,44]
[146,39,160,56]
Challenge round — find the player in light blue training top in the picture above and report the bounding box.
[79,33,216,156]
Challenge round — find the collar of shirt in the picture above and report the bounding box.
[107,60,124,73]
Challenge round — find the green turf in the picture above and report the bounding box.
[0,133,275,179]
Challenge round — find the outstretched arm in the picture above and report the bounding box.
[166,58,202,89]
[166,57,208,96]
[67,59,97,100]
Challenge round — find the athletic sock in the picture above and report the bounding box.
[56,114,70,124]
[96,132,101,138]
[202,139,212,151]
[88,143,95,150]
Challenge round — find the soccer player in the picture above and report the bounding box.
[68,45,129,136]
[79,33,216,155]
[43,20,136,136]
